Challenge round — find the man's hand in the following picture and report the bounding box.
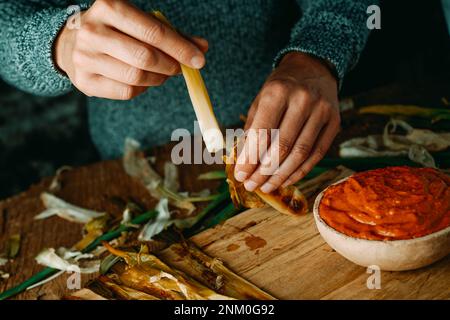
[54,0,208,100]
[234,52,340,193]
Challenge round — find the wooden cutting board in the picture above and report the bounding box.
[0,156,449,299]
[185,207,450,299]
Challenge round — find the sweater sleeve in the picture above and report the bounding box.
[0,1,89,96]
[274,0,378,84]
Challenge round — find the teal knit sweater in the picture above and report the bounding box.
[0,0,375,159]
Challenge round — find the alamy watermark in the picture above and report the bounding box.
[367,4,381,30]
[170,121,280,175]
[366,265,381,289]
[66,271,81,290]
[66,3,381,32]
[66,5,82,30]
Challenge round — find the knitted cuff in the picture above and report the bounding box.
[273,0,371,88]
[14,4,89,96]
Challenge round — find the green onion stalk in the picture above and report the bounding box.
[0,210,158,300]
[0,189,237,300]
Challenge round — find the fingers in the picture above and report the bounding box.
[231,51,339,192]
[243,93,312,192]
[61,0,210,100]
[244,98,259,131]
[258,105,329,192]
[190,36,209,53]
[74,52,168,86]
[282,118,340,187]
[74,73,148,100]
[77,26,180,76]
[234,82,288,188]
[94,0,205,69]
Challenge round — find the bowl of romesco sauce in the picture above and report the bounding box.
[313,166,450,271]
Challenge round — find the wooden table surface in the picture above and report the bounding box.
[185,208,450,300]
[0,145,448,299]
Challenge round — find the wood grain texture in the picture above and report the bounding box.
[0,155,449,299]
[188,206,450,299]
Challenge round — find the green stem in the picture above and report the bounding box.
[156,185,185,202]
[183,194,220,203]
[191,191,230,221]
[197,170,227,180]
[0,268,58,301]
[201,202,240,230]
[181,192,229,235]
[81,210,157,253]
[318,152,450,171]
[184,201,239,237]
[0,210,157,300]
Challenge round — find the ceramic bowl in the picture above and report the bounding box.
[313,178,450,271]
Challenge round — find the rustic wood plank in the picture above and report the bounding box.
[188,206,450,300]
[322,255,450,299]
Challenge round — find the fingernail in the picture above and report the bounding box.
[235,171,248,182]
[244,180,258,192]
[260,182,275,194]
[190,55,204,69]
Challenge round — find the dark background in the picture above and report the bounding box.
[1,0,449,199]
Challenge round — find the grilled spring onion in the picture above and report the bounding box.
[103,243,234,300]
[158,242,275,300]
[176,190,232,231]
[64,288,107,300]
[35,192,106,223]
[95,274,160,300]
[152,11,224,153]
[224,144,308,217]
[0,210,158,300]
[74,215,110,251]
[123,138,196,215]
[185,202,240,237]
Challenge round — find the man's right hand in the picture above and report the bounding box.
[54,0,208,100]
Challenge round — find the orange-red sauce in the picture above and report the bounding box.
[319,166,450,240]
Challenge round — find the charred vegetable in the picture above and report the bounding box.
[224,145,308,217]
[159,242,275,300]
[103,242,234,300]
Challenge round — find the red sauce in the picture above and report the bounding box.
[319,166,450,240]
